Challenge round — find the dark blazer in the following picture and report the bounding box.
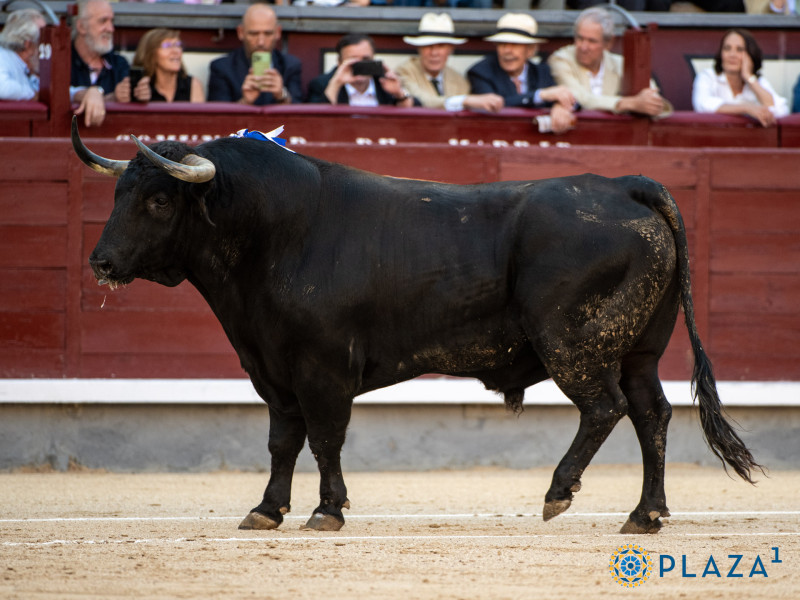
[70,43,130,94]
[306,69,399,105]
[467,54,557,108]
[207,47,303,105]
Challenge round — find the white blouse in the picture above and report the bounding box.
[692,68,789,118]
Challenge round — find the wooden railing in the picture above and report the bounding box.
[1,138,798,380]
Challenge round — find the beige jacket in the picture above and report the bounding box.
[548,44,672,116]
[396,57,471,109]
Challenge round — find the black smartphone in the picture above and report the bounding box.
[129,67,145,102]
[351,60,384,77]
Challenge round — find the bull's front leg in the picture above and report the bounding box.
[301,400,353,532]
[239,406,307,530]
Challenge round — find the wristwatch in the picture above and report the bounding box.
[396,88,411,102]
[747,75,757,85]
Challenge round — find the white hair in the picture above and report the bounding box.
[575,7,616,42]
[0,8,44,52]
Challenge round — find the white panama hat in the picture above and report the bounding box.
[403,13,467,47]
[484,13,547,45]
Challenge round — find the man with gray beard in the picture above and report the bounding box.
[70,0,150,127]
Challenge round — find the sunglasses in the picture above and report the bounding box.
[160,40,183,49]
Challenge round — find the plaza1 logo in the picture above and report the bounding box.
[609,545,784,587]
[609,544,653,588]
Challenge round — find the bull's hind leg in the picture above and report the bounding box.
[543,375,628,521]
[240,406,307,530]
[619,357,672,534]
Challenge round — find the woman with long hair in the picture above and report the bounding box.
[133,28,204,103]
[692,29,788,127]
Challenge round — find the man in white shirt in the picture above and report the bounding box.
[0,8,46,101]
[306,33,413,107]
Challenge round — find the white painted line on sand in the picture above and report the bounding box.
[3,531,799,549]
[2,510,799,524]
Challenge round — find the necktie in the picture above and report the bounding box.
[514,76,522,94]
[430,78,442,96]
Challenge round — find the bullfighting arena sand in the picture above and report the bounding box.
[2,464,798,599]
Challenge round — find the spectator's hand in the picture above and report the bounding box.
[378,68,404,98]
[464,93,504,113]
[550,103,576,134]
[746,104,776,127]
[331,57,360,87]
[740,53,754,82]
[254,68,285,98]
[133,75,152,103]
[74,86,106,128]
[538,85,575,109]
[631,88,666,117]
[240,69,263,105]
[114,78,131,103]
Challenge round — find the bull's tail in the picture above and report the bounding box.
[618,176,764,483]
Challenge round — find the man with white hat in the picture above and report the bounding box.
[468,13,576,132]
[396,13,503,113]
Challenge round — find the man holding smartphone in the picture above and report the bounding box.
[207,3,302,105]
[306,34,415,107]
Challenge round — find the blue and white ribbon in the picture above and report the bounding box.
[230,126,294,152]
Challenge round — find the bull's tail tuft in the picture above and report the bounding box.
[620,176,765,483]
[690,336,764,484]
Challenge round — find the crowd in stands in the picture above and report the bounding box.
[2,0,798,125]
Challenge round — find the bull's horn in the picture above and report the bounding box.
[131,135,216,183]
[71,116,129,177]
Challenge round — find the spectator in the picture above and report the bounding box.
[692,29,789,127]
[207,3,301,105]
[793,73,800,113]
[71,0,151,127]
[0,8,45,101]
[746,0,796,13]
[396,13,503,113]
[306,33,414,107]
[467,13,576,133]
[548,7,672,118]
[132,29,204,103]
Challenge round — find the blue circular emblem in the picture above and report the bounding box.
[609,544,652,588]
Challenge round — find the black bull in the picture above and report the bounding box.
[72,118,761,534]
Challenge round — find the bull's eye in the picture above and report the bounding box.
[146,195,173,218]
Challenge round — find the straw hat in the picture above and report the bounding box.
[403,13,467,47]
[484,13,546,45]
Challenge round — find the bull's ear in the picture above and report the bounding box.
[130,135,216,183]
[197,193,216,228]
[71,116,129,177]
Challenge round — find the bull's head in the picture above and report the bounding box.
[72,117,217,288]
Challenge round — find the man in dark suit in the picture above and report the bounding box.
[207,3,302,105]
[306,34,415,107]
[467,13,576,133]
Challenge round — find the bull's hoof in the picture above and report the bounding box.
[542,499,571,521]
[301,512,345,531]
[620,517,663,534]
[238,511,281,530]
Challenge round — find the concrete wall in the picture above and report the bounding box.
[2,399,797,474]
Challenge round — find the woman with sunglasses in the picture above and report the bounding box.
[132,28,204,103]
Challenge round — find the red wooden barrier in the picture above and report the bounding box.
[1,139,798,381]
